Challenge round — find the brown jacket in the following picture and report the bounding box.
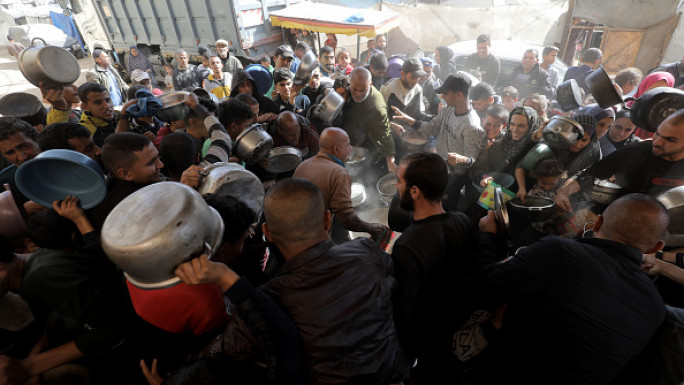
[293,153,354,223]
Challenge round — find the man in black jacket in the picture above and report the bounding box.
[503,48,554,99]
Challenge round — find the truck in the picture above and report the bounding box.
[58,0,302,80]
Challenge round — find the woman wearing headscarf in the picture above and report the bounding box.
[581,104,615,156]
[629,71,675,139]
[434,46,456,83]
[127,45,156,86]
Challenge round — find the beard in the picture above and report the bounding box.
[399,186,414,211]
[352,88,371,103]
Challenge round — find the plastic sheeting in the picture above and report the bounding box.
[49,11,85,51]
[573,0,680,29]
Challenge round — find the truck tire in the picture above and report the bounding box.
[31,37,46,47]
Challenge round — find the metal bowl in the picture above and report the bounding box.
[351,182,366,207]
[401,130,429,153]
[294,49,320,86]
[259,146,302,173]
[311,89,345,123]
[521,143,554,172]
[197,162,265,218]
[542,116,584,149]
[377,173,398,205]
[155,91,190,122]
[508,197,556,222]
[18,46,80,88]
[102,182,224,289]
[233,123,274,164]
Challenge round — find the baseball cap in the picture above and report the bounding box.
[369,53,388,70]
[131,69,151,82]
[275,45,294,59]
[419,57,433,68]
[402,57,427,77]
[435,72,472,94]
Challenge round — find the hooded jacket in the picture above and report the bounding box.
[230,70,279,115]
[435,46,457,83]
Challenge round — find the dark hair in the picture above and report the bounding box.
[234,93,258,106]
[273,68,293,85]
[509,106,540,133]
[0,117,39,142]
[295,41,310,51]
[319,46,334,56]
[542,46,559,57]
[470,82,494,101]
[127,84,146,100]
[615,109,631,121]
[101,132,152,174]
[38,123,91,151]
[501,86,518,99]
[476,34,491,44]
[92,48,104,60]
[159,132,197,179]
[333,76,350,90]
[524,48,539,59]
[485,104,509,123]
[401,152,448,202]
[615,67,643,88]
[77,83,108,104]
[264,178,325,240]
[530,158,563,179]
[582,48,602,63]
[0,238,14,264]
[28,209,78,249]
[216,99,254,128]
[203,194,256,244]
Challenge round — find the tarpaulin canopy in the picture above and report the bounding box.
[269,1,400,38]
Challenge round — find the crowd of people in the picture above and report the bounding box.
[1,27,684,385]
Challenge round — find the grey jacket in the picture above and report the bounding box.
[86,65,129,101]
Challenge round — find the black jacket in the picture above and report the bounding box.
[230,69,279,115]
[504,63,554,99]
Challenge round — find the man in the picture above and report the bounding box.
[359,38,376,66]
[172,49,203,91]
[375,33,387,53]
[86,49,128,107]
[259,178,409,384]
[230,69,279,116]
[368,53,389,90]
[563,47,602,94]
[271,68,310,114]
[214,39,243,74]
[6,35,25,58]
[380,57,427,120]
[290,41,309,73]
[0,117,40,167]
[475,194,667,385]
[318,46,335,78]
[38,122,101,163]
[391,152,478,384]
[46,83,117,147]
[203,54,232,101]
[615,67,643,97]
[556,110,684,213]
[294,127,387,238]
[266,45,295,101]
[267,111,319,159]
[216,99,255,146]
[343,67,397,174]
[464,34,501,87]
[470,82,495,122]
[300,67,332,107]
[540,45,560,89]
[504,48,554,99]
[393,73,485,210]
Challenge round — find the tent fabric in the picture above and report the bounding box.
[573,0,680,29]
[269,1,400,38]
[49,11,85,51]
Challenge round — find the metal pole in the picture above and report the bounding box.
[356,30,360,61]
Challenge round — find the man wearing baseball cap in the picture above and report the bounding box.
[265,45,297,100]
[393,72,485,210]
[214,38,243,75]
[380,57,428,121]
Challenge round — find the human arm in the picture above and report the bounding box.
[642,252,684,286]
[52,196,94,235]
[515,167,527,201]
[0,341,84,385]
[115,99,137,132]
[554,177,581,213]
[183,93,231,167]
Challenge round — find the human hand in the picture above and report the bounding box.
[480,176,493,188]
[391,106,414,125]
[140,358,163,385]
[386,157,398,175]
[39,82,68,110]
[179,165,204,189]
[390,122,405,136]
[175,254,239,291]
[258,113,277,123]
[52,196,85,222]
[0,356,30,385]
[446,153,467,167]
[270,89,279,101]
[121,99,138,117]
[555,193,573,213]
[479,210,498,235]
[64,85,80,104]
[641,253,661,276]
[367,223,388,239]
[516,188,527,202]
[184,92,199,110]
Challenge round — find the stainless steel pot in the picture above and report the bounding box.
[656,186,684,247]
[311,89,345,123]
[259,146,302,173]
[233,123,274,164]
[589,179,623,205]
[191,87,219,107]
[377,173,397,205]
[198,162,265,218]
[351,182,366,207]
[542,116,584,149]
[0,92,46,126]
[18,46,80,88]
[521,143,554,172]
[555,79,582,111]
[155,92,190,122]
[630,87,684,133]
[294,49,320,86]
[101,182,224,289]
[346,146,369,179]
[508,197,555,222]
[585,66,623,108]
[401,130,429,153]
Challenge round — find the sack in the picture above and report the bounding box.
[452,309,492,362]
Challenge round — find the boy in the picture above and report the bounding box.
[164,64,175,91]
[272,68,310,115]
[501,86,518,112]
[482,104,509,149]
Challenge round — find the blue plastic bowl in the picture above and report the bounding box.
[245,64,274,95]
[15,149,106,209]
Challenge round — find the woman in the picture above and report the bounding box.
[434,46,457,83]
[630,71,675,139]
[127,45,156,86]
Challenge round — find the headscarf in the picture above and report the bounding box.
[581,104,615,123]
[127,46,153,73]
[573,113,596,137]
[502,106,539,160]
[634,71,675,98]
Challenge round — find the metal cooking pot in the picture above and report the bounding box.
[377,173,398,205]
[630,87,684,133]
[18,46,80,88]
[198,162,265,218]
[351,183,366,207]
[401,130,429,154]
[259,146,302,173]
[542,116,584,149]
[589,179,623,205]
[521,143,554,172]
[555,79,582,111]
[494,187,511,240]
[0,93,47,126]
[656,186,684,247]
[585,65,623,108]
[0,184,28,238]
[155,92,190,122]
[346,146,369,179]
[508,197,555,223]
[311,89,345,124]
[101,182,224,289]
[191,87,220,106]
[294,49,320,86]
[233,123,274,164]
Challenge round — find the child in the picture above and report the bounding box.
[527,158,563,200]
[164,64,175,92]
[334,48,352,78]
[324,33,338,51]
[272,68,310,115]
[482,104,508,150]
[501,86,518,112]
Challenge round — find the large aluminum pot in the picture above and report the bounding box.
[377,173,398,205]
[346,146,369,179]
[155,92,190,122]
[294,49,320,86]
[508,197,555,223]
[542,116,584,149]
[401,130,429,154]
[311,89,345,124]
[630,87,684,133]
[259,146,302,173]
[589,179,623,205]
[585,65,623,108]
[18,46,80,88]
[101,182,224,289]
[233,123,274,164]
[656,186,684,247]
[0,93,47,126]
[555,79,582,111]
[198,162,265,218]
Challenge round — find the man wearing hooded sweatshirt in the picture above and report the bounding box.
[230,69,279,117]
